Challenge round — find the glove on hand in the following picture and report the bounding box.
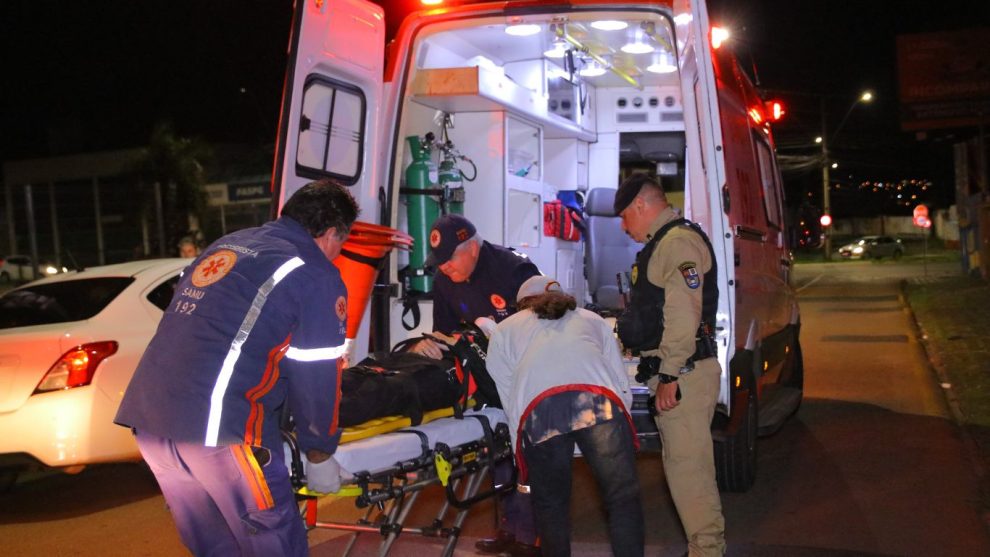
[303,454,344,494]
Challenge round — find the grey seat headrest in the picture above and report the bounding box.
[585,188,618,217]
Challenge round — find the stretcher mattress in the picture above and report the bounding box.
[334,406,507,476]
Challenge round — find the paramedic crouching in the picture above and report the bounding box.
[487,275,644,557]
[614,173,726,556]
[408,214,541,557]
[115,179,358,556]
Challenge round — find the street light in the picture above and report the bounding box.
[820,90,873,260]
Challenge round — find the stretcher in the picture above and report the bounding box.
[284,406,515,557]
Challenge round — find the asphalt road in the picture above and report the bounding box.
[1,259,987,556]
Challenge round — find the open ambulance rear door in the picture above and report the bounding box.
[674,0,735,411]
[272,0,387,360]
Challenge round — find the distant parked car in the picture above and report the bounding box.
[0,255,67,283]
[0,258,188,490]
[838,236,904,260]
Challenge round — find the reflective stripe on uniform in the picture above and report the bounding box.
[285,344,347,362]
[205,257,305,447]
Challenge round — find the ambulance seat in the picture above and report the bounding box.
[584,188,639,312]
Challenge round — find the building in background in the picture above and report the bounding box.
[897,27,990,278]
[1,144,272,270]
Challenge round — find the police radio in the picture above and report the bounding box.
[616,271,631,308]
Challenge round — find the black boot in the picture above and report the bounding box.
[475,530,516,554]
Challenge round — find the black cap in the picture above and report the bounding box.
[613,173,657,214]
[426,214,477,266]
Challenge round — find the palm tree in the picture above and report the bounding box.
[133,122,212,257]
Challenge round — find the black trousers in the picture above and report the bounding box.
[523,417,645,557]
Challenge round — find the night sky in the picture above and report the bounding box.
[3,1,989,210]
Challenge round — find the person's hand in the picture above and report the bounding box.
[474,317,497,337]
[409,337,449,359]
[655,381,681,412]
[304,451,346,494]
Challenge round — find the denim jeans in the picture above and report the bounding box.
[523,417,644,557]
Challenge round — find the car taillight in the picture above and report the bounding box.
[34,341,119,393]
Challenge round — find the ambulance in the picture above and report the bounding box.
[272,0,802,492]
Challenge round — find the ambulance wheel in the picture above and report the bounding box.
[715,371,758,492]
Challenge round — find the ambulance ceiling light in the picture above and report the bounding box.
[505,22,541,36]
[420,0,443,5]
[591,20,628,31]
[544,38,569,59]
[578,58,607,77]
[646,52,676,74]
[621,27,654,54]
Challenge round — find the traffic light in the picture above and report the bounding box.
[820,214,832,228]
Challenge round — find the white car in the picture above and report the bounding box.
[0,255,67,283]
[0,258,189,489]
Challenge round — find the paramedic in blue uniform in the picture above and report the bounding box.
[614,173,726,557]
[409,213,541,557]
[115,179,359,557]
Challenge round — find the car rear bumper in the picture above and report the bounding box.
[0,385,139,468]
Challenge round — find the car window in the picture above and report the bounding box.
[0,277,134,329]
[8,256,29,265]
[146,275,180,311]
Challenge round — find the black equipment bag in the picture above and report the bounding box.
[338,350,462,428]
[336,322,502,429]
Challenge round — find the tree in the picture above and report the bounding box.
[133,122,212,257]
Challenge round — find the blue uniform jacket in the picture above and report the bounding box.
[432,241,541,333]
[115,217,347,456]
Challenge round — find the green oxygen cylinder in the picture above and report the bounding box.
[405,134,440,292]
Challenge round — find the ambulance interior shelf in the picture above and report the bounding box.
[410,65,596,142]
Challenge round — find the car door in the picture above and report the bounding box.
[674,0,735,408]
[271,0,386,217]
[270,0,387,359]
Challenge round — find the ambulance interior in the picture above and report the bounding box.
[389,11,692,341]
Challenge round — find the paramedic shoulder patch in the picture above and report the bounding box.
[191,250,237,287]
[678,261,700,289]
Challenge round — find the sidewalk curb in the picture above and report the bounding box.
[899,279,990,534]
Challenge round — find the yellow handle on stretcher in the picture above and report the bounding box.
[434,453,452,487]
[297,485,363,498]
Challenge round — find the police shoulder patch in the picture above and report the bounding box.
[678,261,701,289]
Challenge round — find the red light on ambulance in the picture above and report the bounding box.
[711,27,729,49]
[747,107,763,125]
[765,100,786,122]
[421,0,443,5]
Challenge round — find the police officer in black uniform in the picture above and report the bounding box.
[614,173,726,556]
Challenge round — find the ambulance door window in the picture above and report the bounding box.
[753,134,782,229]
[295,76,366,184]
